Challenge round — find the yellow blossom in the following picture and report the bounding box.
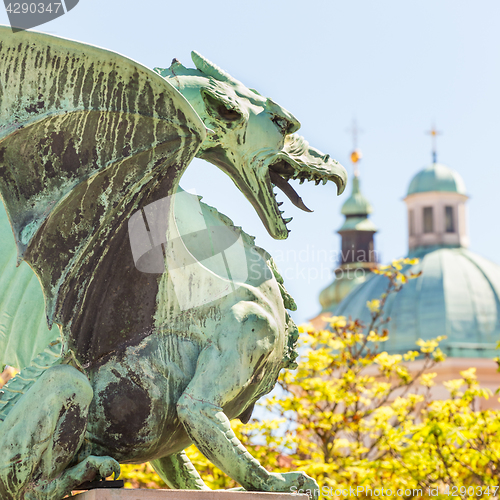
[328,316,347,329]
[366,299,381,313]
[444,378,464,394]
[460,367,477,381]
[391,259,403,271]
[420,372,437,387]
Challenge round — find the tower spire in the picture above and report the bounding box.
[310,121,377,328]
[426,123,441,163]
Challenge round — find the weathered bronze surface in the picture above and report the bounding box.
[0,26,346,500]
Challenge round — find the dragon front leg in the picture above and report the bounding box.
[175,311,319,498]
[150,451,210,490]
[0,364,118,500]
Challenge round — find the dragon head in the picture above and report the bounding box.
[156,52,347,240]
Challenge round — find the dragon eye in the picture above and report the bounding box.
[201,91,242,123]
[272,116,290,134]
[217,105,241,121]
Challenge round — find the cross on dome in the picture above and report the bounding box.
[426,123,442,163]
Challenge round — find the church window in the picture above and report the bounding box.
[341,235,354,263]
[409,209,415,236]
[423,207,433,233]
[445,206,454,233]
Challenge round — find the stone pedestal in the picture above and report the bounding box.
[73,490,308,500]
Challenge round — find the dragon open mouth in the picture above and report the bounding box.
[202,134,347,240]
[266,134,347,231]
[269,163,314,213]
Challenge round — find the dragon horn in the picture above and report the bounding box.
[191,51,239,85]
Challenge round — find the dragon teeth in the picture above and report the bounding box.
[322,178,328,185]
[315,179,320,186]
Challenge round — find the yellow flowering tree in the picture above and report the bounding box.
[173,259,500,498]
[247,259,500,499]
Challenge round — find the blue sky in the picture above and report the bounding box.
[2,1,498,324]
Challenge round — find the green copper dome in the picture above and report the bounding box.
[319,273,366,311]
[341,176,374,216]
[333,248,500,358]
[407,163,467,196]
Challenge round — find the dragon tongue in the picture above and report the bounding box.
[269,170,313,213]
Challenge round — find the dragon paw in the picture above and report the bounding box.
[266,471,319,500]
[85,455,121,481]
[24,456,120,500]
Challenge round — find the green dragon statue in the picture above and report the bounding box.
[0,27,346,499]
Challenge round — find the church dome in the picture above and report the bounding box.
[319,268,370,311]
[334,248,500,358]
[407,163,467,196]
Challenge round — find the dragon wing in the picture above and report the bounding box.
[0,27,206,367]
[0,203,55,370]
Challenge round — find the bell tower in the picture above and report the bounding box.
[313,122,378,324]
[404,128,469,257]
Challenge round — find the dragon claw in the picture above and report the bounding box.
[92,456,121,481]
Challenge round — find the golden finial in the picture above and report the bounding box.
[426,123,442,163]
[351,149,362,164]
[346,118,363,176]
